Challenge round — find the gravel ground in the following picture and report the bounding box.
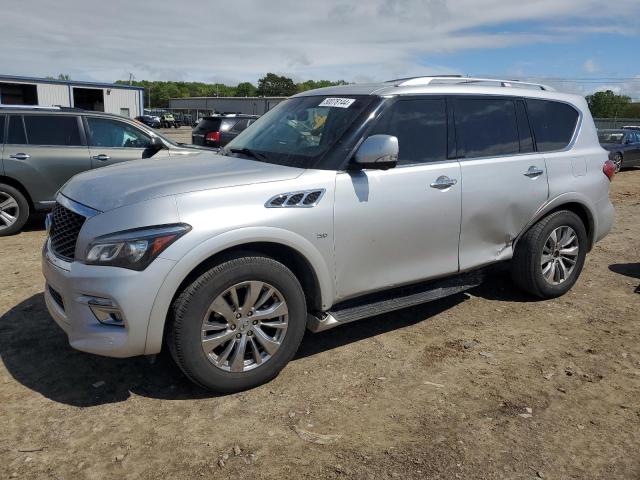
[0,165,638,480]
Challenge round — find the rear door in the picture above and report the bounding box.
[453,96,549,270]
[84,116,154,167]
[3,114,90,207]
[629,131,640,163]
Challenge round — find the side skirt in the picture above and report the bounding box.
[307,270,484,333]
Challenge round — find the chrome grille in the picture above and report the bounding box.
[50,203,86,260]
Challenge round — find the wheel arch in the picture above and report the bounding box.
[516,195,596,252]
[144,228,333,355]
[0,175,34,211]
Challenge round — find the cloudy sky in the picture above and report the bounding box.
[1,0,639,97]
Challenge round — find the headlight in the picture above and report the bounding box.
[85,224,191,270]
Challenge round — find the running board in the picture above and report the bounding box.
[307,271,483,333]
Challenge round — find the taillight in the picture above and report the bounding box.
[603,160,616,181]
[206,131,220,143]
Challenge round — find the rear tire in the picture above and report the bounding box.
[168,255,307,393]
[612,152,623,172]
[0,183,29,236]
[511,210,587,298]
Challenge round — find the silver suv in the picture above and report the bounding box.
[42,77,615,392]
[0,107,207,236]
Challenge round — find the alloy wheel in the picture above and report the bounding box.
[0,192,19,231]
[612,153,623,172]
[201,281,289,372]
[540,226,579,285]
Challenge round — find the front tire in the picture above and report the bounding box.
[511,210,588,299]
[0,184,29,236]
[168,255,307,393]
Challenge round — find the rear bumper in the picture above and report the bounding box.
[594,195,615,244]
[42,241,176,358]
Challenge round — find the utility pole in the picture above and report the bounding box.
[128,73,134,85]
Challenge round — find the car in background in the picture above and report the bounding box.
[0,106,209,235]
[135,115,161,128]
[191,114,259,148]
[598,128,640,171]
[160,113,178,128]
[622,125,640,131]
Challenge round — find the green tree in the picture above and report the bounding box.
[235,82,257,97]
[586,90,631,118]
[296,79,348,93]
[621,103,640,119]
[257,73,297,97]
[46,73,71,80]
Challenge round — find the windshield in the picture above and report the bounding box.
[223,95,376,168]
[598,130,625,144]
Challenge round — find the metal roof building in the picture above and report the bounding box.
[169,96,286,116]
[0,75,144,118]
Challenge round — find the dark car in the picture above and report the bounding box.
[192,114,259,148]
[135,115,161,128]
[598,128,640,171]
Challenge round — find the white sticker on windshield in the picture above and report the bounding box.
[319,98,356,108]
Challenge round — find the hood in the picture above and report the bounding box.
[60,152,304,212]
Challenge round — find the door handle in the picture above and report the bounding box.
[524,166,544,178]
[92,154,111,161]
[9,153,30,160]
[430,176,457,190]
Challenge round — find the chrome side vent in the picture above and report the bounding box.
[265,189,326,208]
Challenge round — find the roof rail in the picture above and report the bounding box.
[0,104,62,110]
[390,76,554,91]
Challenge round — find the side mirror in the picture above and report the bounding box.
[353,134,398,170]
[148,136,165,149]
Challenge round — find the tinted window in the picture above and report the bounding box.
[370,98,447,165]
[454,98,519,158]
[526,99,579,152]
[220,119,239,132]
[87,118,151,148]
[0,116,4,144]
[230,119,249,133]
[24,115,82,146]
[197,118,222,131]
[7,116,27,144]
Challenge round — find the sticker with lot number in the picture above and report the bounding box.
[319,98,356,108]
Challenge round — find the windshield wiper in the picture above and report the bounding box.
[228,147,269,162]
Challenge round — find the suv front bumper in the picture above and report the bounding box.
[42,240,176,358]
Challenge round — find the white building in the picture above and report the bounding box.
[0,75,144,118]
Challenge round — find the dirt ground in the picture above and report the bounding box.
[0,167,638,480]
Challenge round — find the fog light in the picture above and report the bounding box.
[88,298,125,327]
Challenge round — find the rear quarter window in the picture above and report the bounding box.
[526,99,579,152]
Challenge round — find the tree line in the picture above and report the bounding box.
[114,73,348,108]
[585,90,640,119]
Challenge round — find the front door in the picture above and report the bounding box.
[334,97,461,301]
[2,114,90,208]
[84,116,154,168]
[451,96,549,270]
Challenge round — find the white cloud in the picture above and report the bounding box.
[0,0,638,84]
[583,59,599,74]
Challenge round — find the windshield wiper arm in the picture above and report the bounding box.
[228,147,269,162]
